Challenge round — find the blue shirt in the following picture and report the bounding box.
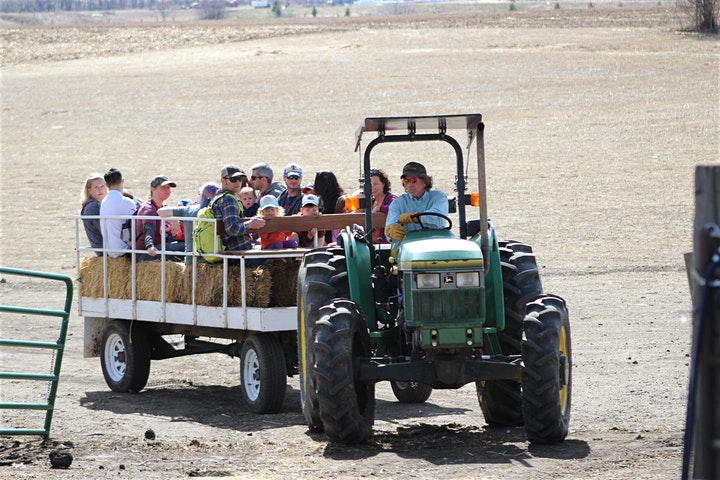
[385,190,448,235]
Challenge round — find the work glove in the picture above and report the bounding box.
[399,212,419,225]
[385,224,407,241]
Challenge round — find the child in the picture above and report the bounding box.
[257,195,299,250]
[239,186,259,217]
[296,194,325,248]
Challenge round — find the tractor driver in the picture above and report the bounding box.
[384,162,449,241]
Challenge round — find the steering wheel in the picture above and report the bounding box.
[414,212,452,231]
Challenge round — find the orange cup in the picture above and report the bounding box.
[470,192,480,207]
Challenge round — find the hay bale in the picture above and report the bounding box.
[248,266,272,308]
[78,256,131,299]
[135,261,184,302]
[176,263,224,306]
[175,262,272,308]
[265,259,301,307]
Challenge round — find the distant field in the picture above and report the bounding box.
[0,0,681,27]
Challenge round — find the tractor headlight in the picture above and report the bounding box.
[415,273,440,289]
[456,272,480,288]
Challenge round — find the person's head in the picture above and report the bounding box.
[220,164,247,193]
[81,172,107,206]
[400,161,432,198]
[302,182,315,195]
[104,168,124,189]
[370,168,392,198]
[258,194,282,219]
[313,170,345,213]
[239,186,258,209]
[150,175,176,203]
[250,163,274,192]
[300,194,320,216]
[283,163,303,193]
[198,182,220,208]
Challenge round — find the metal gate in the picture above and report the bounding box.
[0,266,73,437]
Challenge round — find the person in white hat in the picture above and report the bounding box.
[257,195,298,250]
[278,163,305,215]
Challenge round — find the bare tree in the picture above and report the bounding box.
[199,0,226,19]
[681,0,719,33]
[156,0,172,20]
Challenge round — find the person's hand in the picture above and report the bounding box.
[385,224,406,241]
[170,220,181,237]
[308,227,317,239]
[399,212,419,225]
[248,217,266,229]
[147,246,158,257]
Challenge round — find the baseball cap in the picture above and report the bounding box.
[150,175,177,188]
[284,163,302,178]
[302,194,320,207]
[221,164,246,179]
[401,162,427,179]
[259,195,280,211]
[302,182,314,193]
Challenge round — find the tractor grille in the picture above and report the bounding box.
[406,287,484,328]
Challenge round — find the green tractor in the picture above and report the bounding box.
[297,114,571,444]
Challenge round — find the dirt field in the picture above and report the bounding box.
[1,4,719,479]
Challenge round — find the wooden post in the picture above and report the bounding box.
[689,165,720,479]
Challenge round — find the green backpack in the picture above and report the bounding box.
[193,192,238,263]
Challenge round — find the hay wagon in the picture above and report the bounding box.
[75,211,385,413]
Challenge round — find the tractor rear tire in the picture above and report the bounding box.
[522,295,572,444]
[313,299,374,444]
[478,240,543,427]
[391,381,433,403]
[297,248,348,432]
[100,320,151,393]
[240,333,287,414]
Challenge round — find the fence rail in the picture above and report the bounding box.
[0,266,73,438]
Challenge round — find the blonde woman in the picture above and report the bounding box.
[80,172,108,253]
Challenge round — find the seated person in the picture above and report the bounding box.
[157,182,219,265]
[295,194,325,248]
[238,186,259,217]
[257,195,299,250]
[385,162,448,241]
[99,168,137,258]
[80,172,107,255]
[134,175,185,261]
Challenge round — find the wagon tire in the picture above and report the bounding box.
[240,333,287,414]
[100,320,151,394]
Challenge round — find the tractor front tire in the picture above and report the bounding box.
[297,248,348,432]
[313,299,374,444]
[391,381,433,403]
[100,320,151,393]
[522,294,572,444]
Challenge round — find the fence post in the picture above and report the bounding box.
[688,165,720,479]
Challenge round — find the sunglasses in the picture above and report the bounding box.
[250,176,266,181]
[225,176,243,183]
[402,177,420,186]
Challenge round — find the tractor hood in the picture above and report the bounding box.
[396,231,484,271]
